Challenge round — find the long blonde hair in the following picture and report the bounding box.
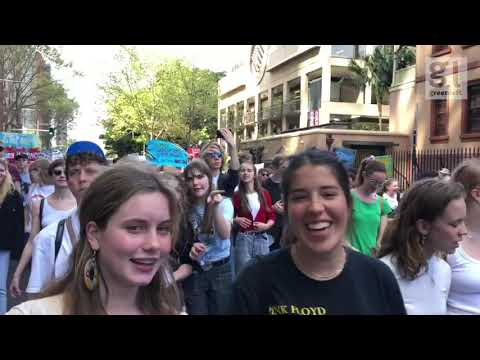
[42,162,183,314]
[0,159,14,204]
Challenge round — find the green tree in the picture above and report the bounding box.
[349,45,411,130]
[99,47,219,157]
[0,45,78,134]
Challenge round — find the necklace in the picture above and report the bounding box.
[292,246,347,281]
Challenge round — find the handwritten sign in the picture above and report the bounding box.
[334,147,357,169]
[146,140,189,169]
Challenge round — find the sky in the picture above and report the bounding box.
[52,45,251,151]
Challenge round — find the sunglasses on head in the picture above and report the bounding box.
[53,169,66,176]
[207,152,223,159]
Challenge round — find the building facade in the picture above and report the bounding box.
[0,48,51,148]
[390,45,480,151]
[218,45,411,166]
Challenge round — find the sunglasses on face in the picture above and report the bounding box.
[207,152,223,159]
[53,169,66,176]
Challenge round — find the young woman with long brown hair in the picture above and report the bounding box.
[230,149,405,315]
[7,163,183,315]
[378,178,468,314]
[233,160,275,275]
[181,159,234,315]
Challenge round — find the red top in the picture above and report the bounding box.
[233,189,276,232]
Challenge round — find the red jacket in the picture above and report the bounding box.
[233,190,276,232]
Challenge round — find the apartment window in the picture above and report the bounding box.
[308,78,322,111]
[432,45,451,56]
[430,99,449,143]
[461,81,480,141]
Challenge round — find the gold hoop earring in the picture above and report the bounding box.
[84,249,98,291]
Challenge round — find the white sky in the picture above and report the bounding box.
[52,45,251,151]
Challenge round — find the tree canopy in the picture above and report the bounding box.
[99,46,221,158]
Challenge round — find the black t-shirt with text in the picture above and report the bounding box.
[229,247,406,315]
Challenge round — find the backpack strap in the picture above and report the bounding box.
[39,198,45,230]
[65,216,78,247]
[54,219,66,261]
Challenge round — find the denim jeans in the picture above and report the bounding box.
[0,251,10,314]
[234,232,273,276]
[183,260,233,315]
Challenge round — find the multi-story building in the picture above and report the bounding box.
[391,45,480,151]
[218,45,412,165]
[387,45,480,183]
[0,48,51,148]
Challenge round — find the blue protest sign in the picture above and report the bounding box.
[146,140,189,169]
[334,147,357,169]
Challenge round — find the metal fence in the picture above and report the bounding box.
[387,147,480,191]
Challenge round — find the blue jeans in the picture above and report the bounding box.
[183,260,233,315]
[234,232,273,276]
[0,251,10,314]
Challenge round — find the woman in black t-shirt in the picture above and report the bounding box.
[229,149,406,315]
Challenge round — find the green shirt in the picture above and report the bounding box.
[348,190,392,256]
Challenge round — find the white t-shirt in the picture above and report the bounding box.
[246,192,261,220]
[27,209,79,294]
[382,193,398,211]
[6,294,65,315]
[447,246,480,315]
[6,293,187,315]
[380,254,451,315]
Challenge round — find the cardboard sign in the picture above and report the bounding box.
[334,147,357,169]
[146,140,189,169]
[0,132,42,161]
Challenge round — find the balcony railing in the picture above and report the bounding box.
[244,111,255,125]
[258,108,270,122]
[283,99,301,116]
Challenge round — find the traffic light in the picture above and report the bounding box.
[49,127,55,136]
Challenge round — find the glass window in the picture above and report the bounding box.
[467,84,480,133]
[432,99,448,136]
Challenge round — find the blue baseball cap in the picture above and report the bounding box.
[66,141,106,160]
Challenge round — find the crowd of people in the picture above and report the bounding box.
[0,132,479,315]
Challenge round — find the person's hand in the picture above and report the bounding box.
[207,190,225,207]
[189,242,208,261]
[235,217,252,229]
[9,275,22,298]
[273,200,285,215]
[253,222,270,232]
[219,128,235,148]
